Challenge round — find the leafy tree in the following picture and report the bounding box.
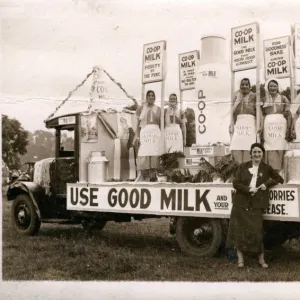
[281,87,291,102]
[2,115,29,169]
[251,84,266,99]
[20,130,55,164]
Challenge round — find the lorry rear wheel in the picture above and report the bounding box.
[176,217,222,257]
[11,194,41,236]
[81,220,107,231]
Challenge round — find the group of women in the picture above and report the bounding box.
[230,77,294,174]
[134,79,296,268]
[226,77,295,268]
[135,90,186,181]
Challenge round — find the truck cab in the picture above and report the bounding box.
[7,113,81,235]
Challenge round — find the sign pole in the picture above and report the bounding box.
[230,70,235,140]
[142,40,167,157]
[231,22,260,148]
[161,80,165,152]
[256,23,261,143]
[141,83,145,105]
[160,43,167,153]
[178,50,199,111]
[180,90,183,111]
[291,25,297,109]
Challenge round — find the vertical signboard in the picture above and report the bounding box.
[231,22,258,71]
[264,36,291,79]
[178,50,199,91]
[295,23,300,69]
[142,40,166,83]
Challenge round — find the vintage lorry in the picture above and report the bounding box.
[6,110,300,257]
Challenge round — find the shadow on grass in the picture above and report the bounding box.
[36,224,181,254]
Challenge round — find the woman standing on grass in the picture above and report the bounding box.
[226,143,283,268]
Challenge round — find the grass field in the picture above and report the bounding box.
[2,188,300,281]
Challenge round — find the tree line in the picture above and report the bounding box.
[2,115,73,169]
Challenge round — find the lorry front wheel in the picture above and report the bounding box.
[11,194,41,236]
[176,217,222,257]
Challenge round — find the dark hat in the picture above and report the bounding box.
[250,143,265,154]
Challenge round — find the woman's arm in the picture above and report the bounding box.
[135,106,142,145]
[229,95,238,135]
[282,96,292,140]
[263,165,284,188]
[157,107,161,129]
[233,165,251,194]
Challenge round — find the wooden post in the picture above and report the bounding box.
[180,90,183,112]
[161,77,166,153]
[141,83,145,105]
[256,24,261,143]
[160,44,167,153]
[230,71,235,140]
[291,27,297,111]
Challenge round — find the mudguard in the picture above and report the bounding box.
[7,181,46,219]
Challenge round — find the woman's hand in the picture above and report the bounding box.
[259,183,266,191]
[229,124,234,135]
[136,138,141,147]
[249,187,258,195]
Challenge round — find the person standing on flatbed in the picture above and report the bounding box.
[135,90,161,181]
[230,78,263,164]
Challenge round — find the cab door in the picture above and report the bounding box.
[54,123,78,196]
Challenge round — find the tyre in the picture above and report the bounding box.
[81,219,107,231]
[11,194,41,236]
[176,217,223,257]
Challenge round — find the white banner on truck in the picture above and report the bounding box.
[67,183,300,220]
[264,36,291,79]
[142,40,166,84]
[178,50,199,91]
[231,22,258,71]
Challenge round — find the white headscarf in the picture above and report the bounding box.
[263,77,282,109]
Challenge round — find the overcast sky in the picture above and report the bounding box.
[1,0,300,131]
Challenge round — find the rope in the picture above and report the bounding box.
[44,66,138,122]
[45,69,95,122]
[100,68,138,106]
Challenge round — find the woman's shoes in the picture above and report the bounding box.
[237,261,244,268]
[259,261,268,268]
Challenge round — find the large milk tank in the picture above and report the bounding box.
[192,35,231,146]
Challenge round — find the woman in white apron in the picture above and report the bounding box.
[135,90,161,181]
[261,78,292,172]
[230,78,263,164]
[164,94,186,153]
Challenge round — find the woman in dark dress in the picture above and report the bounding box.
[226,143,283,268]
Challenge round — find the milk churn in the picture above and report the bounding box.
[193,35,231,146]
[87,151,109,183]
